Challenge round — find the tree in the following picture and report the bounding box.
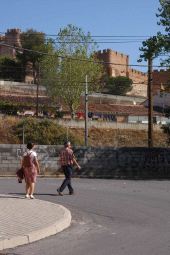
[139,0,170,65]
[41,24,104,117]
[139,36,162,61]
[157,0,170,32]
[161,122,170,145]
[139,1,170,98]
[0,56,24,81]
[104,76,133,95]
[16,29,53,83]
[156,0,170,65]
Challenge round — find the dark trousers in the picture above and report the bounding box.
[59,165,74,193]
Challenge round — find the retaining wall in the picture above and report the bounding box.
[0,145,170,179]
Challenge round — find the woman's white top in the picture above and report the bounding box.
[23,149,37,157]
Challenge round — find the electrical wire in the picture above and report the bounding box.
[0,43,168,68]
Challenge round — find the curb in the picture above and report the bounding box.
[0,199,71,251]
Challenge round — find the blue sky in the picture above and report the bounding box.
[0,0,164,72]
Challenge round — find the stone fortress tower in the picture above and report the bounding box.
[0,28,22,58]
[0,28,35,83]
[3,29,168,98]
[97,49,148,97]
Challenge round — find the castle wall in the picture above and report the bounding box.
[128,68,147,84]
[0,28,21,58]
[127,68,147,97]
[97,49,148,97]
[97,49,128,77]
[152,69,170,94]
[126,82,147,97]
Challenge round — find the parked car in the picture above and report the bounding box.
[23,110,35,117]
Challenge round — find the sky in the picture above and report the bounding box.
[0,0,165,72]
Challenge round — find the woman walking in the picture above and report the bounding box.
[21,142,40,199]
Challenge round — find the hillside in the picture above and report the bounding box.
[0,117,169,147]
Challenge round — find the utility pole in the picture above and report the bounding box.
[148,56,153,148]
[22,125,25,145]
[36,63,40,117]
[85,75,88,147]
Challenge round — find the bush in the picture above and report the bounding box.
[161,124,170,145]
[105,76,133,95]
[14,118,82,145]
[0,117,20,144]
[162,124,170,134]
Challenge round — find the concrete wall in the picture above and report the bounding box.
[57,119,162,130]
[0,144,170,179]
[0,81,46,96]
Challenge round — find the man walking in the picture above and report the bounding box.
[57,141,81,196]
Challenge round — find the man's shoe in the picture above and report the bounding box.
[57,188,63,196]
[69,191,74,195]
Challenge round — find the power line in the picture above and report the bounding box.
[0,31,153,38]
[1,39,146,44]
[0,43,168,68]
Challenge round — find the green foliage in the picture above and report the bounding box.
[0,57,23,81]
[105,76,133,95]
[139,0,170,65]
[162,123,170,145]
[162,123,170,134]
[157,0,170,33]
[0,117,20,144]
[17,29,48,64]
[14,118,81,145]
[156,0,170,65]
[16,28,54,83]
[55,111,64,118]
[164,106,170,117]
[0,101,20,115]
[42,24,104,116]
[139,36,162,61]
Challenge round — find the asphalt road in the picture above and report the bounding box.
[0,178,170,255]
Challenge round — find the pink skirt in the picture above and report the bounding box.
[24,166,37,183]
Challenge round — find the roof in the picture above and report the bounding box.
[0,94,162,116]
[88,93,146,103]
[78,103,162,116]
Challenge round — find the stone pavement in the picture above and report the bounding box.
[0,194,71,251]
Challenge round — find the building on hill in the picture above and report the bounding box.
[96,49,148,97]
[152,69,170,95]
[0,80,168,124]
[143,91,170,112]
[0,29,169,97]
[87,93,146,105]
[0,28,34,83]
[0,28,21,58]
[76,103,167,124]
[141,69,170,113]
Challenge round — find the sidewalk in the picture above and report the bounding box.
[0,194,71,251]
